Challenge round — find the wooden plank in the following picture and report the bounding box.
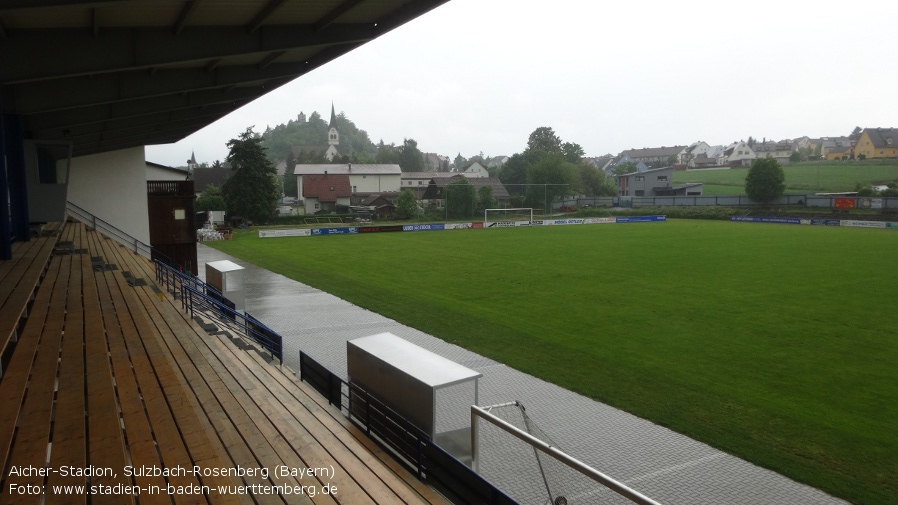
[83,230,135,505]
[0,254,64,485]
[91,235,200,504]
[99,278,207,505]
[104,242,443,505]
[1,247,70,505]
[0,227,60,376]
[236,345,448,505]
[45,223,87,505]
[116,275,256,505]
[124,279,296,505]
[195,336,381,505]
[92,235,243,505]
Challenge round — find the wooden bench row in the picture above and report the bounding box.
[0,222,62,378]
[0,223,241,505]
[0,221,447,505]
[101,224,448,505]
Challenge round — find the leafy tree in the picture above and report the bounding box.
[282,150,297,198]
[445,178,477,219]
[561,142,585,163]
[333,111,375,156]
[524,154,580,210]
[375,140,400,164]
[789,151,803,163]
[667,154,679,166]
[497,150,540,197]
[196,183,226,211]
[222,127,280,223]
[613,161,638,176]
[745,157,785,203]
[747,136,756,147]
[579,165,615,196]
[527,126,562,154]
[476,185,497,213]
[396,189,417,219]
[398,138,425,172]
[849,126,863,141]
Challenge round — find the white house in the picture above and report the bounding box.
[459,161,489,177]
[722,141,756,167]
[302,173,352,214]
[294,164,402,202]
[679,141,711,166]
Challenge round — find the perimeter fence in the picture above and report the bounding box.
[569,194,898,210]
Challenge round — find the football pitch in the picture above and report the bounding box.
[206,220,897,504]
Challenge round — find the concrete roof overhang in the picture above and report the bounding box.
[0,0,448,158]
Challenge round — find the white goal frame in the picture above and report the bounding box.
[484,207,533,225]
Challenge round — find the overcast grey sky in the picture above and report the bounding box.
[146,0,898,167]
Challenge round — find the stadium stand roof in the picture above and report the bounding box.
[0,0,449,158]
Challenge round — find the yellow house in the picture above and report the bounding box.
[853,128,898,159]
[826,146,853,160]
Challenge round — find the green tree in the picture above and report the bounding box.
[476,185,497,214]
[375,140,401,165]
[445,178,477,219]
[398,138,425,172]
[579,165,615,196]
[396,189,418,219]
[745,157,785,203]
[496,151,536,196]
[527,126,562,154]
[849,126,863,141]
[222,127,280,223]
[196,183,226,211]
[561,142,585,163]
[524,154,580,210]
[282,150,297,198]
[667,153,679,166]
[613,161,638,176]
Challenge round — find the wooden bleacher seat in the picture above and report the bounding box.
[0,222,61,378]
[0,221,447,505]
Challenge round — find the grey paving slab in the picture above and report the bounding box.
[197,244,849,505]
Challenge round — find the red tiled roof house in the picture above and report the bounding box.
[302,174,352,214]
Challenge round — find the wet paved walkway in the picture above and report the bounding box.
[198,244,847,505]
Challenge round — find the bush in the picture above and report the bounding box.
[745,158,785,203]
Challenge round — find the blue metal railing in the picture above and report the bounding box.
[155,259,207,297]
[154,259,284,364]
[180,285,283,364]
[299,351,517,505]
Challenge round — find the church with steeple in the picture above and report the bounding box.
[291,103,344,163]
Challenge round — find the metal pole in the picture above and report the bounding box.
[471,405,663,505]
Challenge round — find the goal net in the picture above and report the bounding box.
[484,208,533,228]
[472,402,659,505]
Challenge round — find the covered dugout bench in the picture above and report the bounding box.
[347,333,482,465]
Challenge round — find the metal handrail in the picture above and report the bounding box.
[66,201,172,265]
[299,351,517,505]
[472,405,662,505]
[181,284,283,364]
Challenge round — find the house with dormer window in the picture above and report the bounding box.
[853,128,898,159]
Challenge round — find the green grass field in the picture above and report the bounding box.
[673,161,898,195]
[206,221,898,505]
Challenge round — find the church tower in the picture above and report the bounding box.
[327,103,339,146]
